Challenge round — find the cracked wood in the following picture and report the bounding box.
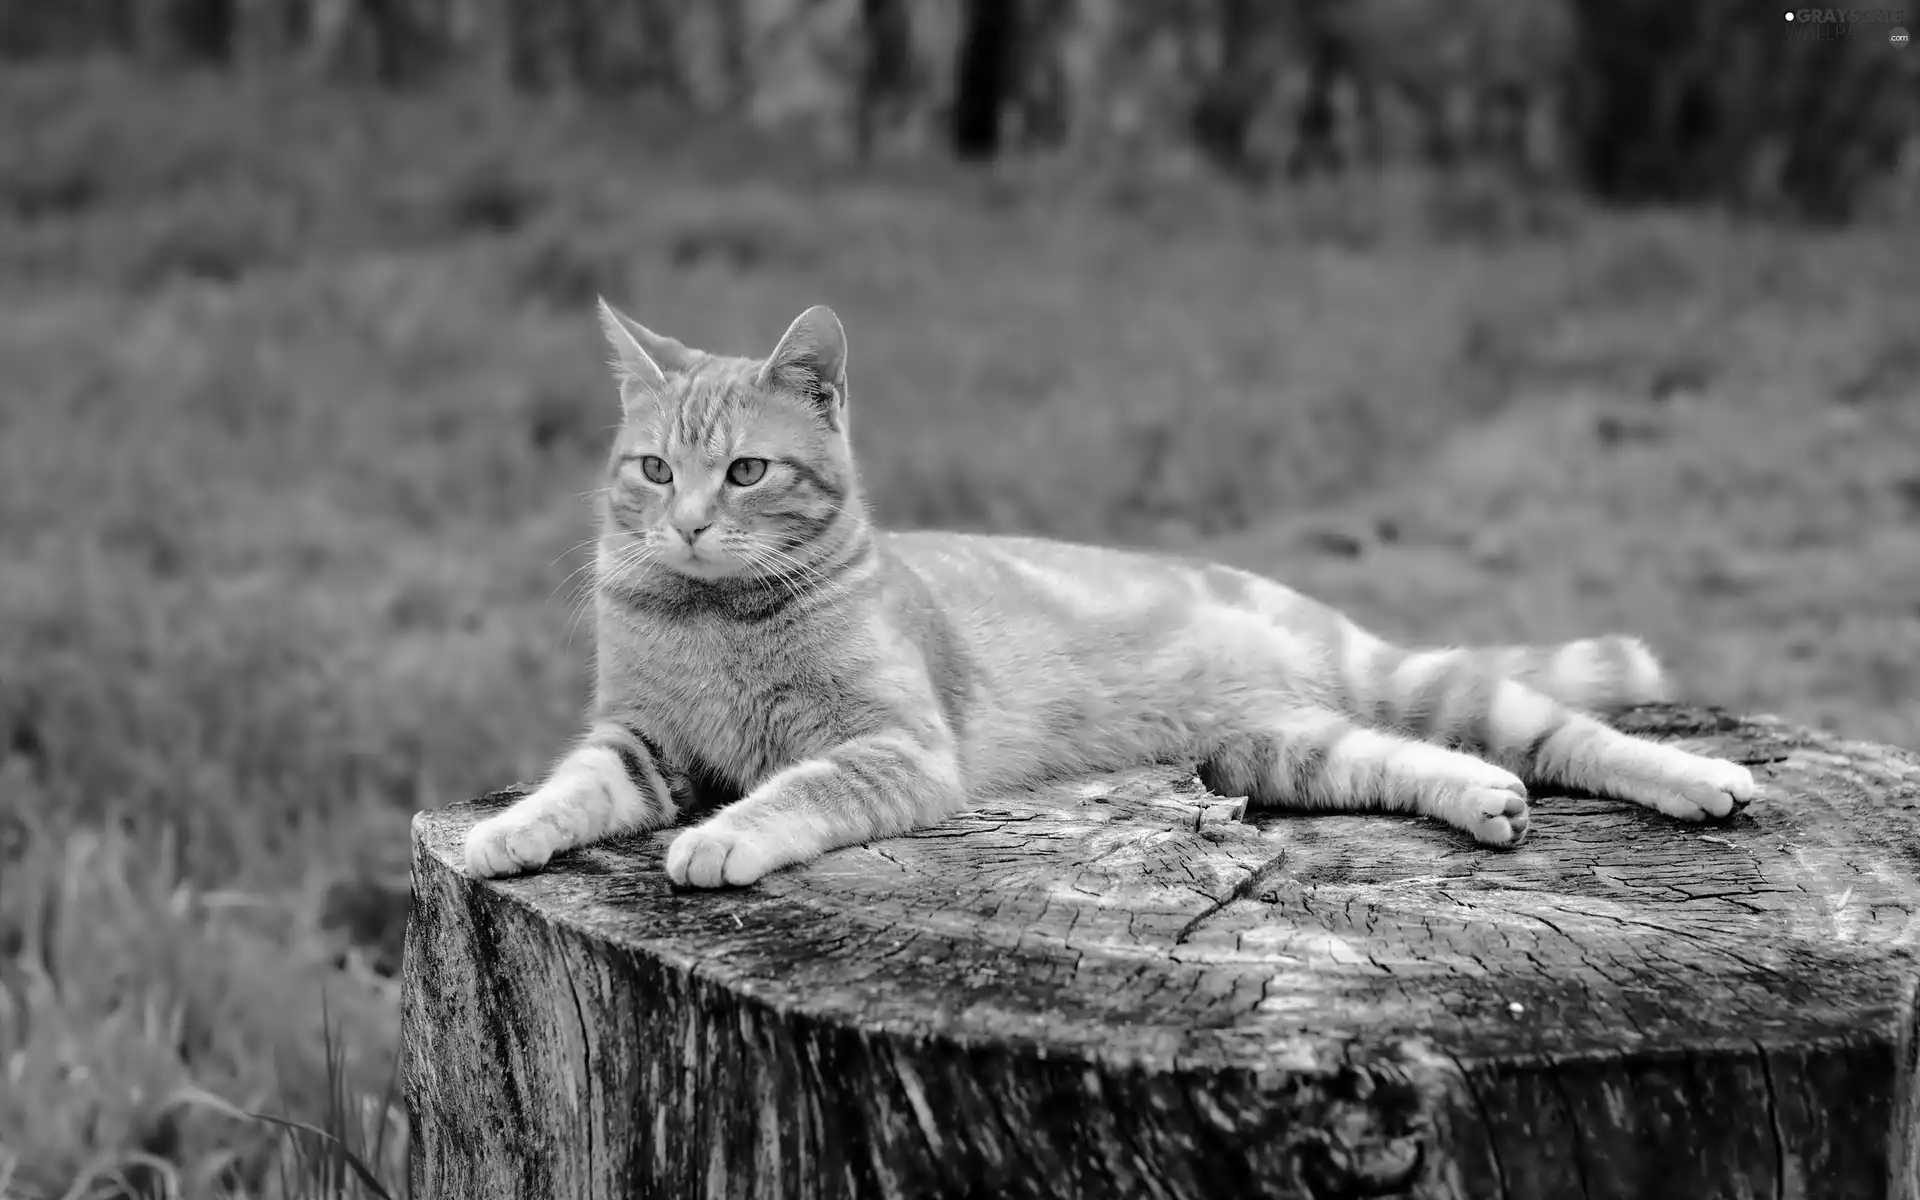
[405,705,1920,1199]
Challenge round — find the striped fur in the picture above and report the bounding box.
[464,304,1756,886]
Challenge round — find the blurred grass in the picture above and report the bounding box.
[1,61,1916,1196]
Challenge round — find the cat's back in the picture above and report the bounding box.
[876,529,1194,614]
[873,528,1348,651]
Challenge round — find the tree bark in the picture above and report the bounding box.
[1188,0,1280,180]
[854,0,916,160]
[405,705,1920,1199]
[950,0,1017,160]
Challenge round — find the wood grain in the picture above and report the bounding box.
[405,705,1920,1199]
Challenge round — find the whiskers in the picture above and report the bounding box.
[810,493,867,535]
[546,534,606,606]
[563,533,662,649]
[731,491,873,597]
[736,541,834,595]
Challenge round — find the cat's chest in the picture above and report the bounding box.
[606,620,868,786]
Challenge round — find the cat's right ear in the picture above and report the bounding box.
[596,298,697,406]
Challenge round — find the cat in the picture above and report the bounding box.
[462,300,1756,888]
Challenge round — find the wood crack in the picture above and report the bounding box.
[1753,1040,1787,1200]
[556,944,596,1197]
[1443,1048,1511,1200]
[1170,847,1289,946]
[1544,1060,1597,1200]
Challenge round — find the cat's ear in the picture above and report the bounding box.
[596,297,698,401]
[757,305,848,422]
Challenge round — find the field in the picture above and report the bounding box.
[2,62,1917,1196]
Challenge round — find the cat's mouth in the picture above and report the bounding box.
[664,545,742,580]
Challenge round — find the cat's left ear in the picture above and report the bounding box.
[758,305,848,425]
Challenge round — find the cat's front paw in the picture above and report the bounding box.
[465,812,555,879]
[665,821,787,888]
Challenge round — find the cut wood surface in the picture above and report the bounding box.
[405,706,1920,1200]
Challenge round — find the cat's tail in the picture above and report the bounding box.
[1347,633,1673,742]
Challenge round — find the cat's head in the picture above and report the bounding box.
[594,299,861,583]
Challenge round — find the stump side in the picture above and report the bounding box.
[405,707,1920,1200]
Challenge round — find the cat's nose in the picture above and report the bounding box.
[675,522,713,545]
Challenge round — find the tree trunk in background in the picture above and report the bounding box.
[855,0,916,159]
[229,0,306,73]
[952,0,1017,160]
[628,0,689,100]
[0,0,110,57]
[500,0,566,91]
[125,0,237,64]
[363,0,429,85]
[708,0,750,112]
[1565,0,1726,206]
[1188,0,1281,180]
[1284,0,1350,181]
[298,0,445,86]
[564,0,614,92]
[1004,0,1074,152]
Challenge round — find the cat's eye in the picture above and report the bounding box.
[639,455,672,485]
[726,457,767,487]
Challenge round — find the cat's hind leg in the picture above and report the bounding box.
[1466,680,1755,822]
[1351,641,1755,824]
[1200,708,1535,847]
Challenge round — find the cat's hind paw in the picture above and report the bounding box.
[1653,755,1756,822]
[666,822,788,888]
[1460,782,1531,849]
[465,813,555,879]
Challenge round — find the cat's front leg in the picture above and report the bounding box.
[666,730,964,888]
[465,720,682,878]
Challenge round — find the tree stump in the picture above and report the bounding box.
[404,706,1920,1200]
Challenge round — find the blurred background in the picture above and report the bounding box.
[1,0,1917,1195]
